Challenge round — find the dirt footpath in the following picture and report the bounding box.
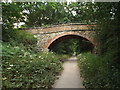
[53,57,84,88]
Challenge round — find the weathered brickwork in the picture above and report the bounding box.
[24,23,96,51]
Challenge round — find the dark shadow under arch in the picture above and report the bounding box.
[48,34,94,54]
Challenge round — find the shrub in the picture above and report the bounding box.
[2,43,62,89]
[3,29,37,47]
[78,52,120,89]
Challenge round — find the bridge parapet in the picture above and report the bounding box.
[23,23,95,35]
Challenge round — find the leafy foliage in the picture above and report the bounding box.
[3,29,37,47]
[2,43,62,89]
[50,38,93,55]
[78,52,120,88]
[2,2,24,30]
[77,2,120,89]
[94,2,120,66]
[23,2,69,27]
[2,2,120,89]
[2,2,98,29]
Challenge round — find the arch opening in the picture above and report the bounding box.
[48,34,94,55]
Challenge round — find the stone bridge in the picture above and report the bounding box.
[23,23,97,51]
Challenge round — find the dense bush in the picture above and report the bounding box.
[2,43,62,89]
[77,3,120,89]
[78,52,120,89]
[2,29,37,47]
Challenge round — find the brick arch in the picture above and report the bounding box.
[45,32,96,49]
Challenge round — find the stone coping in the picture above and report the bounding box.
[19,23,96,30]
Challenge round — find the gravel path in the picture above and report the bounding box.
[52,56,84,88]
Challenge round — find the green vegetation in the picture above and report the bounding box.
[2,2,71,89]
[2,2,98,30]
[49,38,93,55]
[2,44,62,89]
[2,30,64,89]
[77,2,120,89]
[2,1,120,89]
[78,52,120,88]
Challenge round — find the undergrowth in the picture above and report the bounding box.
[2,29,65,89]
[78,52,120,89]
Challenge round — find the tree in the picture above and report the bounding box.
[2,2,24,41]
[93,2,120,65]
[23,2,69,27]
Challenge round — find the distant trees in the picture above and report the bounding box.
[50,38,93,55]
